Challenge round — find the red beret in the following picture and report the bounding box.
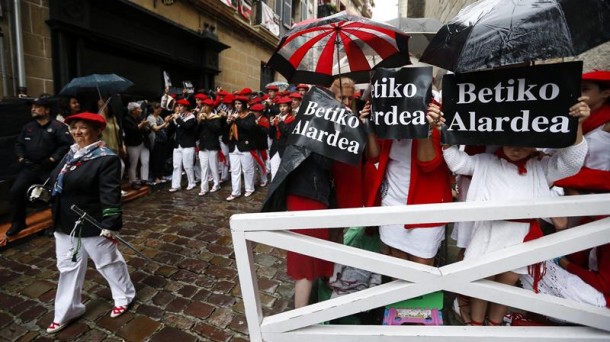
[277,97,292,105]
[217,90,230,96]
[65,112,106,131]
[296,83,310,91]
[250,103,265,112]
[233,95,250,104]
[266,85,279,91]
[582,70,610,83]
[170,93,177,99]
[222,94,234,104]
[176,99,191,107]
[262,94,269,100]
[289,92,302,99]
[239,87,253,95]
[202,99,215,107]
[194,93,208,100]
[249,97,262,105]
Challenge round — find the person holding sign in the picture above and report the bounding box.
[226,96,257,201]
[428,97,591,326]
[362,100,452,266]
[268,97,296,180]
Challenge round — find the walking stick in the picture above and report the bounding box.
[70,204,157,264]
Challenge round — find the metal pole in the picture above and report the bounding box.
[13,0,26,96]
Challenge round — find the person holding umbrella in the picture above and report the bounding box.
[46,112,135,334]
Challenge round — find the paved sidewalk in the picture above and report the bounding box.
[0,185,291,341]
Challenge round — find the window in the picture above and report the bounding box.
[260,62,275,90]
[282,0,292,28]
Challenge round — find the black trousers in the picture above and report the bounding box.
[150,141,169,179]
[10,167,49,225]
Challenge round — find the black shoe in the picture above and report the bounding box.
[6,223,26,237]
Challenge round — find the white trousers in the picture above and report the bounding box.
[172,146,195,189]
[199,150,220,192]
[53,232,135,324]
[127,143,150,183]
[229,147,255,196]
[270,153,282,181]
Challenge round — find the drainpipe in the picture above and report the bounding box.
[0,30,8,98]
[13,0,26,96]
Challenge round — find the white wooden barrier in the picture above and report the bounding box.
[231,194,610,341]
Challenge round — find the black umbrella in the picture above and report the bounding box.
[420,0,610,72]
[59,73,134,98]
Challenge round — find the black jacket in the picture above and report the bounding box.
[15,119,72,166]
[228,113,257,152]
[122,115,145,146]
[269,117,296,158]
[50,152,122,237]
[197,116,224,151]
[172,113,197,148]
[262,145,334,212]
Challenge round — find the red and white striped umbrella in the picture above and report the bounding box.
[267,11,411,86]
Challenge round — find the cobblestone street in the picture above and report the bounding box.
[0,185,291,341]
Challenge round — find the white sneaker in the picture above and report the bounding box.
[226,194,240,201]
[186,184,196,191]
[121,190,128,197]
[244,191,254,197]
[210,185,221,192]
[169,188,180,193]
[198,190,208,196]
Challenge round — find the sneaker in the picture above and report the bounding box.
[169,188,180,193]
[46,321,68,334]
[6,223,25,237]
[110,305,128,318]
[198,190,208,196]
[244,191,254,197]
[121,190,128,197]
[210,185,221,193]
[226,195,239,201]
[259,181,268,187]
[130,182,142,190]
[186,184,196,191]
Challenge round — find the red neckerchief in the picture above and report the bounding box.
[583,103,610,134]
[495,148,531,175]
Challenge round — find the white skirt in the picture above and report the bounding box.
[380,223,445,259]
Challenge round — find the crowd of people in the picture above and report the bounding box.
[6,68,609,332]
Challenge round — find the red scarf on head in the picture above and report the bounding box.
[495,148,531,175]
[582,103,610,134]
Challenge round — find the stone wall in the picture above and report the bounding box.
[0,0,53,98]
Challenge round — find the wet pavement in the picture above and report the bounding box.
[0,183,292,341]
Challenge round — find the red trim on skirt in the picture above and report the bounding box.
[286,194,334,281]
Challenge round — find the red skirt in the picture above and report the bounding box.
[286,194,334,281]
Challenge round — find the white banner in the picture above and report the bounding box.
[261,1,279,36]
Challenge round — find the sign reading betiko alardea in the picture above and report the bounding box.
[369,67,433,139]
[288,86,367,166]
[441,61,583,148]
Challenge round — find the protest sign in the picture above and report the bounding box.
[441,61,583,148]
[369,67,433,139]
[287,86,367,166]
